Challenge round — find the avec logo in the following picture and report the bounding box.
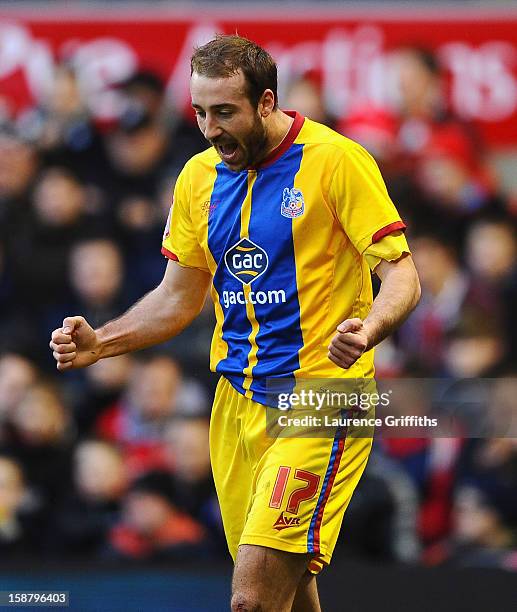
[273,512,301,531]
[224,238,269,285]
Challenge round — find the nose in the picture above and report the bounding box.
[203,114,223,142]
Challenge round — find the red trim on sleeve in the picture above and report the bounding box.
[253,111,305,169]
[372,221,407,244]
[161,246,179,261]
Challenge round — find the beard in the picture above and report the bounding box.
[211,114,269,172]
[241,115,269,169]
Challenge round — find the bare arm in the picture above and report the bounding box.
[328,254,421,369]
[50,261,212,371]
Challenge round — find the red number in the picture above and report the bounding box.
[269,467,320,514]
[286,470,320,514]
[269,466,290,509]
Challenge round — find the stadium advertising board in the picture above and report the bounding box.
[0,6,516,146]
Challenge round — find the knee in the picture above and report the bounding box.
[231,591,262,612]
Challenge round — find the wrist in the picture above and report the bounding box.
[362,321,377,351]
[94,326,109,360]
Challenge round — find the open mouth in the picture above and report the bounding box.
[216,141,240,163]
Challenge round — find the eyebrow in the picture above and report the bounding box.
[191,103,238,111]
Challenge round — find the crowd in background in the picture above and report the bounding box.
[1,46,516,570]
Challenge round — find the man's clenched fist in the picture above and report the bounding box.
[328,318,369,370]
[49,316,101,371]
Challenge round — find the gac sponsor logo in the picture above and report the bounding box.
[273,512,301,531]
[222,288,286,309]
[224,238,268,284]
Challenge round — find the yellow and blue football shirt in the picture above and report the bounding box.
[162,111,409,405]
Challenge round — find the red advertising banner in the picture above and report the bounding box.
[1,6,516,147]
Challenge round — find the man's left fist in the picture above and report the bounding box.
[328,318,369,369]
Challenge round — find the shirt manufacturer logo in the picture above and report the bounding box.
[224,238,268,285]
[201,200,219,218]
[273,512,301,531]
[281,187,304,218]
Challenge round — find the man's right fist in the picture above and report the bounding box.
[49,316,101,371]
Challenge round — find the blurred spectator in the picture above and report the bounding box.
[382,384,464,548]
[0,129,41,351]
[426,484,517,568]
[103,72,206,299]
[7,166,100,327]
[0,456,43,556]
[167,297,217,393]
[333,468,397,562]
[107,471,208,562]
[106,70,206,204]
[284,74,335,128]
[465,217,517,364]
[383,46,503,239]
[397,231,499,374]
[115,193,167,300]
[117,70,171,123]
[5,383,74,514]
[44,238,132,406]
[68,238,130,328]
[72,355,135,436]
[443,312,505,378]
[52,440,127,557]
[0,125,38,217]
[96,354,209,475]
[392,46,454,157]
[0,353,38,442]
[466,217,516,285]
[18,63,110,192]
[366,450,421,563]
[456,383,517,519]
[338,105,398,171]
[414,124,501,236]
[164,417,222,545]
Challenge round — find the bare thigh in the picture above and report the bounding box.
[231,544,312,612]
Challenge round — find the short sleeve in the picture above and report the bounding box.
[161,167,209,271]
[328,144,406,255]
[363,231,411,272]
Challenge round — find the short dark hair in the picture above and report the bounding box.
[191,35,278,109]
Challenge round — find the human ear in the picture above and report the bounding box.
[259,89,275,117]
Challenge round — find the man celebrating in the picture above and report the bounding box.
[50,36,420,612]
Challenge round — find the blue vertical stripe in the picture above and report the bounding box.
[207,163,251,388]
[246,145,305,402]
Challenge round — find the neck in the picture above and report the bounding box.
[264,110,294,157]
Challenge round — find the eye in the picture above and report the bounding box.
[218,110,233,117]
[194,110,206,119]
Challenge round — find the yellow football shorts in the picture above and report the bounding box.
[209,377,373,573]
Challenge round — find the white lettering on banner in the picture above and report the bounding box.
[165,23,218,110]
[0,21,516,132]
[0,23,137,121]
[0,23,53,100]
[321,27,387,116]
[272,27,389,117]
[70,39,138,119]
[440,42,517,121]
[274,26,517,122]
